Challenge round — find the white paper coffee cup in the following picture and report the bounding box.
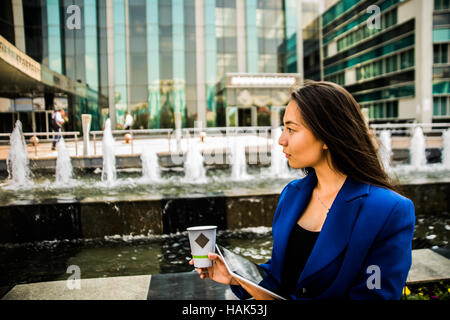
[187,225,217,268]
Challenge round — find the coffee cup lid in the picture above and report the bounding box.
[187,226,217,231]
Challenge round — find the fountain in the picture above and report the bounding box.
[55,136,73,184]
[270,127,290,177]
[230,136,249,180]
[183,139,206,183]
[6,120,31,186]
[410,126,426,168]
[141,147,160,181]
[101,119,117,184]
[379,130,392,172]
[443,129,450,169]
[1,121,449,281]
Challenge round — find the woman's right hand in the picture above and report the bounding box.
[189,252,239,286]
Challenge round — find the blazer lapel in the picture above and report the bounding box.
[272,172,317,281]
[298,176,370,285]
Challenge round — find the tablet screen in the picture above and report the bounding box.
[216,244,268,285]
[216,244,287,300]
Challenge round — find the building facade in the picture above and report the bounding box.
[0,0,307,133]
[1,0,447,134]
[319,0,450,124]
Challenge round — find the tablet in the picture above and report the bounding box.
[215,244,287,300]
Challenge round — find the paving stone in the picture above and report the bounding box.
[2,275,150,300]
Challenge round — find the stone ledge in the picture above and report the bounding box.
[407,249,450,284]
[1,274,151,300]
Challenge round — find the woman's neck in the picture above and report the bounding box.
[314,160,347,196]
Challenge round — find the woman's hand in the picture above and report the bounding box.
[189,252,278,300]
[189,252,239,285]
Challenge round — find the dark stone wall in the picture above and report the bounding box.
[0,203,82,243]
[0,181,448,244]
[225,194,280,229]
[399,183,450,216]
[80,200,163,238]
[161,196,227,234]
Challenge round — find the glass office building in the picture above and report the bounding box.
[316,0,450,124]
[433,0,450,121]
[1,0,447,134]
[0,0,307,133]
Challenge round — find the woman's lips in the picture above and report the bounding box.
[284,153,291,159]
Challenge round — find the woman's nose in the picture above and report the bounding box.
[278,129,287,146]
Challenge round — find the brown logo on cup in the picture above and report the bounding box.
[195,233,210,248]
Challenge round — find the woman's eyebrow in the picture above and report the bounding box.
[284,120,299,126]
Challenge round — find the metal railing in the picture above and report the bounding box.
[3,122,449,158]
[0,131,81,157]
[89,129,174,155]
[88,127,273,156]
[1,126,277,158]
[370,123,450,136]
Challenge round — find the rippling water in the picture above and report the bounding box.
[0,227,273,288]
[1,165,449,206]
[0,167,303,206]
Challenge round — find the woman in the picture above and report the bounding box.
[190,81,415,300]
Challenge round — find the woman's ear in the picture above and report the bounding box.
[323,143,328,150]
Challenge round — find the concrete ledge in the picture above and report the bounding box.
[407,249,450,284]
[1,275,151,300]
[147,272,238,300]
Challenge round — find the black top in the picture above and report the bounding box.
[279,223,320,297]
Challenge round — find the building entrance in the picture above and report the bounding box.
[238,108,252,126]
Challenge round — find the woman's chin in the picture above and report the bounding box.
[287,160,301,169]
[288,160,311,170]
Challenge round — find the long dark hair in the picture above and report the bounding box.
[290,80,395,191]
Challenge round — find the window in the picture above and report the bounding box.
[434,97,440,115]
[386,101,392,117]
[435,0,441,10]
[441,96,447,115]
[337,39,343,51]
[400,50,414,69]
[385,101,398,118]
[443,44,448,64]
[408,49,415,67]
[355,28,362,42]
[434,44,441,63]
[400,51,407,69]
[377,60,383,76]
[364,64,371,79]
[392,55,398,71]
[335,8,398,54]
[435,0,450,10]
[369,101,398,119]
[433,96,449,116]
[386,57,391,73]
[384,9,397,29]
[373,61,379,77]
[356,67,362,80]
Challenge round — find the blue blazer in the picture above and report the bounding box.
[230,171,415,300]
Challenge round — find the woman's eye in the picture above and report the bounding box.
[287,128,293,133]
